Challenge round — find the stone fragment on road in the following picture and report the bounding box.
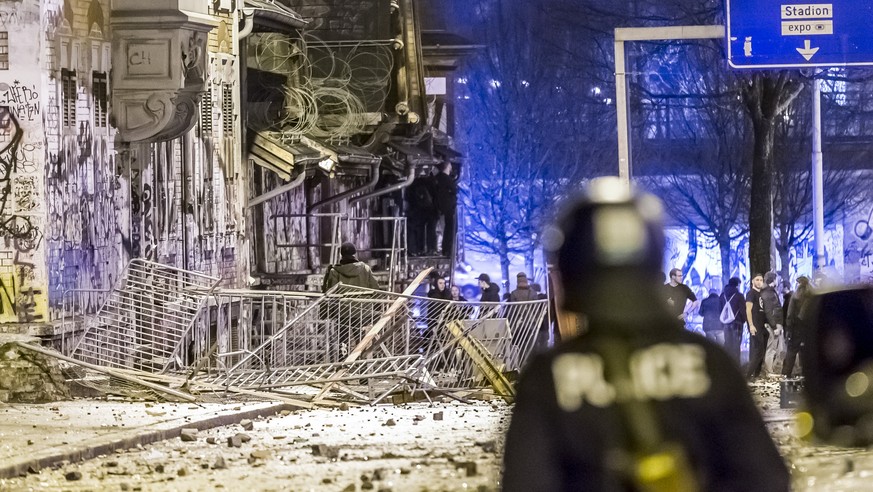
[180,428,198,441]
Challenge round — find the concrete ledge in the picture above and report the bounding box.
[0,402,295,479]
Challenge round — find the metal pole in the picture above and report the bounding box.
[812,76,825,269]
[612,26,724,189]
[615,38,631,188]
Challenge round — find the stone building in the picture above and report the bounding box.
[0,0,471,338]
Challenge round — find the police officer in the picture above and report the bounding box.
[502,178,789,491]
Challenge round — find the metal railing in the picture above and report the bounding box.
[59,288,112,355]
[69,259,220,373]
[203,284,548,400]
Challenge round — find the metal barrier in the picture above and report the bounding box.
[188,289,321,373]
[206,284,548,401]
[69,259,220,373]
[59,288,111,355]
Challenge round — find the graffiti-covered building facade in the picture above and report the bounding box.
[1,0,464,335]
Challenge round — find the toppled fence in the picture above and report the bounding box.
[49,260,548,405]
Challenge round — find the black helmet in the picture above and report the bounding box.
[544,177,665,318]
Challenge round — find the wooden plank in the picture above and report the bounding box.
[444,320,515,402]
[15,342,197,403]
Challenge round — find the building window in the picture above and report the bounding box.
[0,32,8,70]
[222,84,234,134]
[198,85,213,137]
[62,69,77,127]
[92,72,108,127]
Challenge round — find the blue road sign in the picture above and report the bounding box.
[726,0,873,69]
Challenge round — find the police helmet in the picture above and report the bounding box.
[543,177,665,315]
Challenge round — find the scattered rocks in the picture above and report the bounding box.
[212,456,227,470]
[154,464,165,473]
[227,435,243,448]
[240,419,254,431]
[177,467,188,477]
[279,410,292,416]
[311,444,340,459]
[339,402,350,411]
[250,449,272,460]
[206,437,217,445]
[64,470,82,481]
[384,419,396,426]
[433,411,444,421]
[237,433,252,443]
[180,428,199,442]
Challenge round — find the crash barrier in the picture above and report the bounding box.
[209,284,548,402]
[60,261,548,403]
[69,259,220,373]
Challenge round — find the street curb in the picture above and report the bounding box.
[0,402,297,479]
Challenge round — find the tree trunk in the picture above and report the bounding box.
[778,243,791,285]
[749,117,777,276]
[499,242,511,297]
[682,224,698,278]
[719,237,733,292]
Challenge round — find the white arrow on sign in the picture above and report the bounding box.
[797,39,820,61]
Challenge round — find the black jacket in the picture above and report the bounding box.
[719,284,746,324]
[700,294,722,332]
[760,286,784,328]
[503,319,790,492]
[480,282,500,303]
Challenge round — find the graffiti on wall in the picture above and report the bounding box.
[0,106,46,322]
[0,81,40,122]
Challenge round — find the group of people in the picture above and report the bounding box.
[406,161,458,257]
[665,267,813,380]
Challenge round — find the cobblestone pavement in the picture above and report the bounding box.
[3,380,873,491]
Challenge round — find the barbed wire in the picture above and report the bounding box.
[253,32,394,139]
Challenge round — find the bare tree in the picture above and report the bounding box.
[456,1,609,285]
[772,79,871,281]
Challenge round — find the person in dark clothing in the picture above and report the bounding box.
[477,273,500,303]
[406,174,438,256]
[433,161,458,257]
[746,272,784,380]
[664,268,698,329]
[424,276,452,346]
[700,289,724,345]
[509,272,537,302]
[427,276,452,301]
[720,277,747,365]
[782,275,810,376]
[321,242,380,292]
[503,177,790,492]
[761,271,785,374]
[449,284,466,302]
[321,243,381,353]
[745,273,766,380]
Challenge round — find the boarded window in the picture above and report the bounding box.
[92,72,108,127]
[62,69,77,127]
[0,32,8,70]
